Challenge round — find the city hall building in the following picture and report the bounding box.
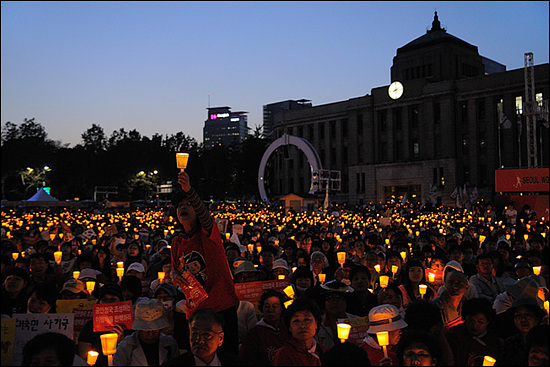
[265,12,549,207]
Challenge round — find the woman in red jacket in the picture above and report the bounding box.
[273,297,328,366]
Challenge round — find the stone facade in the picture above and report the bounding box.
[266,13,549,206]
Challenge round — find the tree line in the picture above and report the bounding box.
[1,118,269,203]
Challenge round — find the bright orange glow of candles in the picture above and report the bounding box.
[379,275,389,288]
[73,271,80,280]
[87,350,99,365]
[419,284,427,295]
[482,355,496,366]
[318,273,326,284]
[337,323,351,342]
[533,266,541,276]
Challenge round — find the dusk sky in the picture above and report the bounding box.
[2,1,549,147]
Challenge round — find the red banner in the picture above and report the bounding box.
[234,279,289,302]
[93,301,134,332]
[495,168,549,192]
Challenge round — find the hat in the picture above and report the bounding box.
[514,261,532,269]
[127,262,145,274]
[154,283,177,299]
[503,276,544,307]
[321,281,354,294]
[232,256,247,269]
[5,267,30,282]
[78,268,99,280]
[61,279,86,294]
[367,304,408,333]
[272,259,290,273]
[509,296,546,320]
[452,232,463,240]
[132,299,171,330]
[234,260,262,274]
[158,246,171,254]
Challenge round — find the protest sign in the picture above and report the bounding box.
[12,313,74,366]
[1,318,16,366]
[56,298,97,341]
[93,300,134,332]
[234,279,289,303]
[338,316,369,345]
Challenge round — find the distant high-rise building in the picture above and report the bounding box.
[203,106,248,149]
[263,99,312,139]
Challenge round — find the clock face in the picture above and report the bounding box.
[388,81,404,99]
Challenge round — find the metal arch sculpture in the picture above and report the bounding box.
[258,134,323,203]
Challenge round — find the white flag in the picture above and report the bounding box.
[499,110,512,129]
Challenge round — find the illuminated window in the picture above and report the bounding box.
[536,93,543,107]
[515,96,522,114]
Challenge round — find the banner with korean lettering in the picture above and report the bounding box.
[234,279,289,303]
[12,313,74,366]
[93,300,134,332]
[56,298,97,341]
[495,168,549,192]
[1,318,16,366]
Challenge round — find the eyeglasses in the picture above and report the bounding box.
[190,330,222,341]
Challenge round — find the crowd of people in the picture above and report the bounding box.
[1,172,548,366]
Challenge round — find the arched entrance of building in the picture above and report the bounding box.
[258,134,323,203]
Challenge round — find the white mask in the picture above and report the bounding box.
[161,300,173,311]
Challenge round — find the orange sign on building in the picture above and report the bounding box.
[495,168,549,192]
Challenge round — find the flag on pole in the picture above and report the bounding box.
[469,186,479,205]
[499,109,512,129]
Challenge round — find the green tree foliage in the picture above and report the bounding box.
[1,119,269,202]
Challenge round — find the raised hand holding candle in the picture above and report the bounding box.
[54,251,63,264]
[116,267,124,280]
[337,323,351,343]
[176,153,189,172]
[337,252,346,267]
[391,265,398,278]
[100,333,118,366]
[419,284,427,296]
[376,331,389,358]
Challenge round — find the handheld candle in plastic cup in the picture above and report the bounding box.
[419,284,427,296]
[87,351,99,365]
[482,355,496,366]
[337,323,352,343]
[100,333,118,366]
[376,331,389,358]
[176,153,189,172]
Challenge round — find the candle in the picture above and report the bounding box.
[87,350,99,365]
[225,233,231,240]
[158,272,165,282]
[247,244,254,253]
[54,251,62,264]
[284,299,293,308]
[86,281,95,294]
[379,275,389,288]
[292,267,297,273]
[318,273,326,284]
[73,271,80,280]
[400,251,407,261]
[337,252,346,266]
[337,323,352,343]
[428,271,435,283]
[100,333,118,366]
[376,331,389,358]
[117,261,124,268]
[479,235,486,243]
[374,264,381,273]
[391,265,398,278]
[116,267,124,279]
[533,266,541,276]
[482,355,496,366]
[419,284,427,295]
[544,300,549,315]
[12,252,19,261]
[257,246,262,254]
[278,274,285,280]
[283,285,295,299]
[524,234,529,241]
[176,152,189,171]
